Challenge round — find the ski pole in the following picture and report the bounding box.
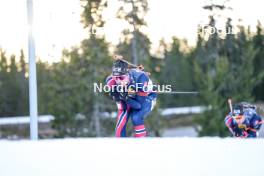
[228,98,233,113]
[113,55,144,70]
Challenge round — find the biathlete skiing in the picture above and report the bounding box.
[106,55,157,137]
[225,99,263,138]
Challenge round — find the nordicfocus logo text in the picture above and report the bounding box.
[93,83,172,93]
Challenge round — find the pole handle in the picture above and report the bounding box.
[228,98,233,113]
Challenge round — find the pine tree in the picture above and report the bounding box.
[116,0,149,65]
[39,0,114,137]
[252,21,264,101]
[159,37,197,107]
[0,49,8,116]
[193,21,262,136]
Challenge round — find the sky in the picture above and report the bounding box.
[0,0,263,62]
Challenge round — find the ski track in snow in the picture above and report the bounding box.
[0,138,263,176]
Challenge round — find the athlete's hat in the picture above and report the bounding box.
[112,59,128,76]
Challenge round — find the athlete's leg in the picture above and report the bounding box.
[115,101,130,137]
[131,98,155,137]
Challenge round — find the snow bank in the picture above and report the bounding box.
[0,138,263,176]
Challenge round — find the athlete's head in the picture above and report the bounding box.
[232,104,245,124]
[112,59,130,86]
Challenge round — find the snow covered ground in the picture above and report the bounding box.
[0,138,264,176]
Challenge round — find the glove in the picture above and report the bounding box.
[119,86,136,100]
[108,87,121,102]
[119,91,128,101]
[241,131,249,138]
[127,88,136,98]
[252,120,262,130]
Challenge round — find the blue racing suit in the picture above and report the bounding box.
[225,109,262,138]
[106,69,157,137]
